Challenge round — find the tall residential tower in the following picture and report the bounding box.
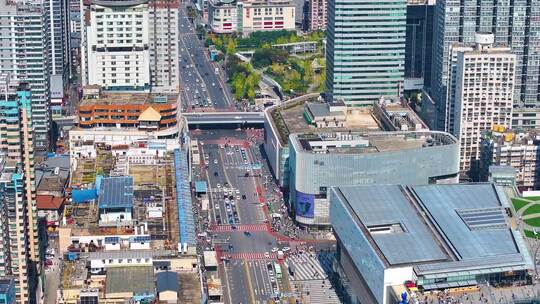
[430,0,540,130]
[0,0,51,152]
[453,33,516,172]
[0,75,40,304]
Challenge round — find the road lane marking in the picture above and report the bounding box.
[244,259,257,304]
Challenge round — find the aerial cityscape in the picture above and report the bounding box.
[1,0,540,302]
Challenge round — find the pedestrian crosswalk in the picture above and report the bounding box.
[288,252,341,303]
[228,252,278,260]
[292,280,342,304]
[210,224,269,232]
[288,253,330,281]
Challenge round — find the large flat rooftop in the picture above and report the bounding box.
[267,99,380,146]
[332,183,532,275]
[292,131,457,154]
[80,92,178,106]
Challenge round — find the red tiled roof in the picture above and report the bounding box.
[36,195,64,210]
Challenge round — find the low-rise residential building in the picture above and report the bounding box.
[479,128,540,190]
[208,0,295,34]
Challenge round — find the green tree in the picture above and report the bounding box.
[226,38,237,55]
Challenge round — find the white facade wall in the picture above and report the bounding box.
[453,42,516,171]
[99,210,132,224]
[242,3,295,33]
[209,0,295,34]
[84,2,151,91]
[208,3,238,33]
[89,256,153,270]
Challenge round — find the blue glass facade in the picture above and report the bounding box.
[326,0,407,104]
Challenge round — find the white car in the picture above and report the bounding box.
[213,159,218,164]
[282,247,291,252]
[264,252,270,258]
[215,204,220,210]
[271,247,279,253]
[217,184,221,188]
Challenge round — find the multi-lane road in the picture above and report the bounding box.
[194,130,292,303]
[178,5,233,111]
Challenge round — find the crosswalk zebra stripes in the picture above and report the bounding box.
[210,224,269,232]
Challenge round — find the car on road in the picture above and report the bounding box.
[215,204,219,210]
[271,247,279,253]
[282,247,291,252]
[214,172,218,176]
[264,252,270,258]
[213,159,218,164]
[216,183,221,188]
[243,231,251,236]
[242,194,246,199]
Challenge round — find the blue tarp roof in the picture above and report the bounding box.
[71,189,97,203]
[195,181,207,193]
[98,176,134,209]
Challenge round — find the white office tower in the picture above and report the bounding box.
[149,0,179,93]
[453,33,516,172]
[82,0,151,91]
[0,0,51,152]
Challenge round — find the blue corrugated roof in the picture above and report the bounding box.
[174,149,196,246]
[156,271,179,293]
[98,176,134,209]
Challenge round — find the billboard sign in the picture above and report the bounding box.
[296,191,314,218]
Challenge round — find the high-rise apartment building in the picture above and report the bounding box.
[82,0,180,93]
[0,75,40,304]
[307,0,326,31]
[430,0,540,130]
[149,0,179,93]
[45,0,71,83]
[0,0,51,152]
[82,0,151,91]
[453,33,516,172]
[325,0,407,105]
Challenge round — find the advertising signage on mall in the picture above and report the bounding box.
[296,191,314,218]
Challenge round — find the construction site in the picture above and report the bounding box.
[62,144,180,252]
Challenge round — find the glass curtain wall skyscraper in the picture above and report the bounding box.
[430,0,540,130]
[326,0,407,105]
